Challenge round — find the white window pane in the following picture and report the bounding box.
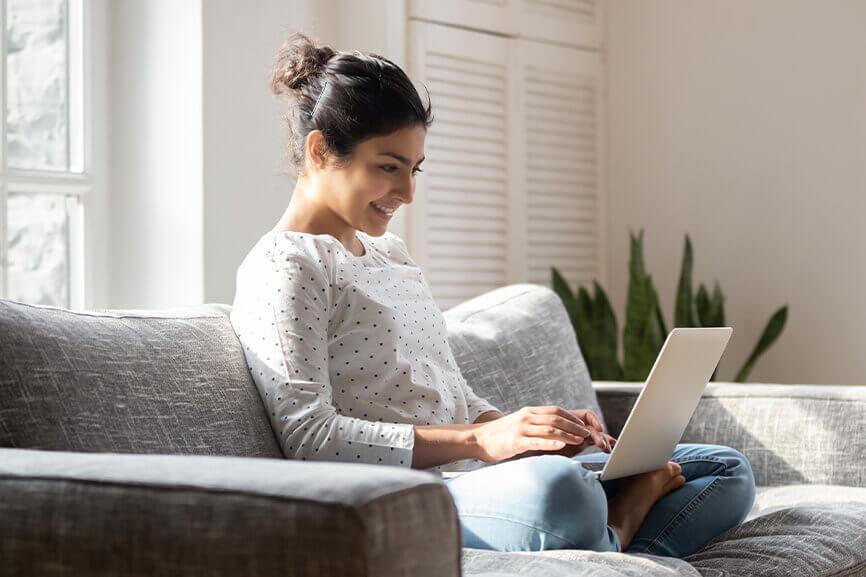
[6,0,69,171]
[7,192,71,307]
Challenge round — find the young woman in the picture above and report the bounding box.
[229,32,756,558]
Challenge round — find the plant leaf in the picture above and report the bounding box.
[710,280,726,326]
[675,234,698,327]
[696,283,710,327]
[734,305,788,382]
[590,280,623,380]
[624,229,653,381]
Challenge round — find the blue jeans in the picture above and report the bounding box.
[443,443,756,558]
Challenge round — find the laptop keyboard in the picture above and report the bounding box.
[580,461,606,472]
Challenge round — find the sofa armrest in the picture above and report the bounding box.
[0,448,461,577]
[594,381,866,488]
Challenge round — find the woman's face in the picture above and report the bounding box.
[309,125,426,236]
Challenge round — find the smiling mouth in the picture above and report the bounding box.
[370,202,395,218]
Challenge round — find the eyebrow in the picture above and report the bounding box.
[380,152,425,166]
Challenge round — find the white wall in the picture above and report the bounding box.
[201,0,407,305]
[109,0,203,308]
[606,0,866,384]
[201,0,343,305]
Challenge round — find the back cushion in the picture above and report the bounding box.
[0,299,282,458]
[443,283,607,435]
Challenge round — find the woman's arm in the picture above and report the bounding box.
[410,422,480,470]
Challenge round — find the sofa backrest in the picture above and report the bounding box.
[443,283,606,433]
[0,299,283,458]
[1,283,601,459]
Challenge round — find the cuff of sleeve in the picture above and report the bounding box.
[387,422,415,468]
[467,402,501,424]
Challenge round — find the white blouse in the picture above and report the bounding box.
[229,229,500,475]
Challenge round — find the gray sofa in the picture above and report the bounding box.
[1,283,865,577]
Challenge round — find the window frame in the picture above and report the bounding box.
[0,0,91,309]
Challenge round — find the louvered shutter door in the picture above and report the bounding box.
[408,21,515,311]
[516,39,607,295]
[520,0,603,48]
[409,0,516,36]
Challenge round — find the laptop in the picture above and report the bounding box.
[579,327,733,481]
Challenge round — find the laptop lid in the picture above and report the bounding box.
[598,327,732,481]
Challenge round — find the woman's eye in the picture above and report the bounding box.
[381,165,424,175]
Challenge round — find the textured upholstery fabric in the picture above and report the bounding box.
[0,299,282,458]
[3,286,866,577]
[595,382,866,487]
[747,484,866,521]
[462,548,700,576]
[685,504,866,577]
[443,284,607,436]
[0,448,461,577]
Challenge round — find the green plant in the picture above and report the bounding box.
[552,229,788,383]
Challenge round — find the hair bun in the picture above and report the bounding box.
[271,32,336,94]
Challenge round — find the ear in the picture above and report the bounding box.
[305,130,329,172]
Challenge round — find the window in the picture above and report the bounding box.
[0,0,87,308]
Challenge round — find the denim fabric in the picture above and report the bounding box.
[443,443,756,558]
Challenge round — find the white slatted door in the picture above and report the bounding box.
[516,39,606,295]
[518,0,604,49]
[408,21,515,311]
[409,0,517,36]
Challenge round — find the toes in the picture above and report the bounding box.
[666,474,686,490]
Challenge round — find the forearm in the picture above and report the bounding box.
[409,411,504,470]
[410,423,480,470]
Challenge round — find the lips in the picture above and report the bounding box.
[370,202,394,219]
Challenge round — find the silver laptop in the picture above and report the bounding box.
[580,327,733,481]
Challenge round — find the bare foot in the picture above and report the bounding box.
[606,462,686,550]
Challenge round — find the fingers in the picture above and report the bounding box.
[527,414,592,439]
[520,436,567,452]
[583,410,605,433]
[530,405,591,430]
[523,424,587,446]
[524,406,612,452]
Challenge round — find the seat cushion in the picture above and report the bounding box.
[0,299,282,458]
[685,502,866,577]
[464,486,866,576]
[463,548,700,576]
[443,284,607,438]
[747,484,866,521]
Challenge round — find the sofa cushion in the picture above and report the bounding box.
[685,503,866,577]
[0,299,282,458]
[443,283,607,438]
[747,484,866,521]
[462,548,700,576]
[0,448,460,577]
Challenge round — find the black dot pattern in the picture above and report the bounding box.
[230,229,501,474]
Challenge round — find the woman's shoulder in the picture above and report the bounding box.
[370,230,414,265]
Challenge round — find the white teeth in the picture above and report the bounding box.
[371,202,395,215]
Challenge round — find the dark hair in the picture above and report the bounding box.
[271,32,434,177]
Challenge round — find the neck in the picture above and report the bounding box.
[273,178,363,255]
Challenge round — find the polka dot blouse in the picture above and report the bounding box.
[229,229,500,475]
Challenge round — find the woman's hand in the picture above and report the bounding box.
[471,405,601,464]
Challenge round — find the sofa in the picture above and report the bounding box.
[1,283,865,577]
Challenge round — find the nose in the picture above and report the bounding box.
[394,183,414,206]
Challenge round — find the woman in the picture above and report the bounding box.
[229,32,756,558]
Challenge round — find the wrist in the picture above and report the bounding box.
[463,423,484,461]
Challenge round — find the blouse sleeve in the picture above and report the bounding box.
[231,248,415,468]
[459,374,503,423]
